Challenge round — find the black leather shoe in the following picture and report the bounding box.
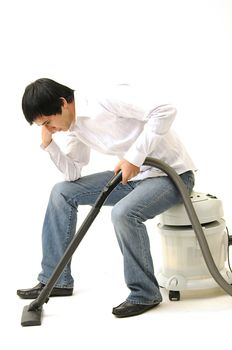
[17,282,73,299]
[112,301,160,318]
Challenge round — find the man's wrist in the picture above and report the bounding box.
[41,139,53,150]
[42,139,52,148]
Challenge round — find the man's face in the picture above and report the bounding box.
[34,103,74,134]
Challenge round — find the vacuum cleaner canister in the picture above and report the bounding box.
[157,192,232,300]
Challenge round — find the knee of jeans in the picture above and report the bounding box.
[50,182,70,204]
[111,202,131,227]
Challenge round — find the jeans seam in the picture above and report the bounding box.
[126,213,157,291]
[129,215,150,277]
[61,193,76,285]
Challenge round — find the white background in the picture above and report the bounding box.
[0,0,232,349]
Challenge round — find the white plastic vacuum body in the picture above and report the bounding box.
[157,192,232,300]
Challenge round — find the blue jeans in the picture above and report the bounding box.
[38,170,194,305]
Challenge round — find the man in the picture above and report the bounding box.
[17,78,196,317]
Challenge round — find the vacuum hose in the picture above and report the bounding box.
[143,157,232,296]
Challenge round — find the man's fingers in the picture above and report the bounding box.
[114,164,121,174]
[114,159,139,184]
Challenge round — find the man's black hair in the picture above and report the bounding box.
[22,78,75,124]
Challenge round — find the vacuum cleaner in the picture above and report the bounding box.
[20,157,232,326]
[157,192,232,301]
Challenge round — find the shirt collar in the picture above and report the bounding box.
[74,90,90,118]
[69,90,89,132]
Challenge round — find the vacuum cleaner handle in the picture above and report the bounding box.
[94,170,122,209]
[23,170,123,322]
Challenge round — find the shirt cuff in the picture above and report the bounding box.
[40,140,60,154]
[123,148,147,167]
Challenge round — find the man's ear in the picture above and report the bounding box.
[60,97,68,109]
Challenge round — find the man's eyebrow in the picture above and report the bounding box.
[41,120,49,126]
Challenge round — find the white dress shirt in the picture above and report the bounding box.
[43,84,196,181]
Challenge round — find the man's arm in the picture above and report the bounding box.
[123,104,177,167]
[104,85,177,182]
[41,128,91,181]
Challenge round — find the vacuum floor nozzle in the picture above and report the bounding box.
[21,305,43,326]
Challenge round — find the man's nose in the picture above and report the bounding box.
[46,125,56,132]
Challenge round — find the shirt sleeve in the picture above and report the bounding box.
[42,133,91,181]
[123,104,177,166]
[101,84,177,167]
